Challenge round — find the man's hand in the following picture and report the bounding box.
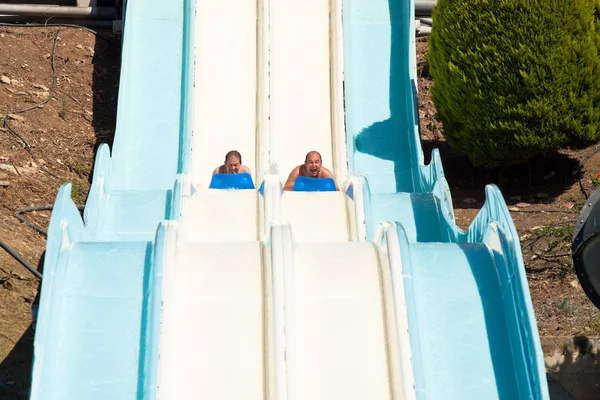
[283,167,300,191]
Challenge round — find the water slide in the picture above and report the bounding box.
[28,0,550,399]
[29,1,194,398]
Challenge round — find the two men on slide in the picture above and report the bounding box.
[213,150,338,191]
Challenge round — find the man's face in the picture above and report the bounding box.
[304,154,322,177]
[225,156,241,173]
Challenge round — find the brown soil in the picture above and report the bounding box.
[0,29,597,398]
[0,25,120,399]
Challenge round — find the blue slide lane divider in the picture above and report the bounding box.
[29,0,195,398]
[343,0,549,398]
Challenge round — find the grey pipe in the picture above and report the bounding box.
[415,1,436,17]
[0,4,115,19]
[416,26,431,37]
[0,16,115,28]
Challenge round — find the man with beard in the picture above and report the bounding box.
[283,150,338,191]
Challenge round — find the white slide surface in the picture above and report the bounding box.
[156,0,415,397]
[269,0,336,179]
[190,0,258,185]
[159,240,265,399]
[290,242,393,398]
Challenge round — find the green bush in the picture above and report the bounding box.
[428,0,600,168]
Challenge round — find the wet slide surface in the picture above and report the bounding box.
[156,0,264,398]
[190,0,258,185]
[269,0,334,179]
[158,0,403,397]
[408,243,520,399]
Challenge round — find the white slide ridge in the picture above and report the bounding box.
[155,0,416,398]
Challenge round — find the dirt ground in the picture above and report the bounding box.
[0,29,597,397]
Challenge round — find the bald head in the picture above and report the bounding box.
[305,151,322,162]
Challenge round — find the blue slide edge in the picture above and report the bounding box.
[342,0,548,398]
[30,0,195,397]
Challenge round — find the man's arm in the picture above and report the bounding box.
[283,166,300,191]
[321,167,340,191]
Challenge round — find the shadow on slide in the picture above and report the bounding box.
[353,0,415,194]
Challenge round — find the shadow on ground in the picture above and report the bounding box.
[544,336,600,400]
[89,30,122,184]
[422,139,584,209]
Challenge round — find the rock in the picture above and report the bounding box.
[508,207,519,212]
[10,79,20,86]
[7,114,24,122]
[570,279,579,288]
[536,192,549,198]
[0,164,15,174]
[33,83,49,91]
[516,202,531,208]
[562,202,575,210]
[6,380,14,386]
[0,75,10,85]
[33,91,49,100]
[463,198,477,204]
[0,181,9,187]
[0,157,8,162]
[509,196,522,201]
[44,53,51,59]
[76,44,84,49]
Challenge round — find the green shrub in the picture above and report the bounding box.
[428,0,600,168]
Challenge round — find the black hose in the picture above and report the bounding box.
[3,204,85,280]
[15,204,85,237]
[15,205,54,237]
[0,239,42,280]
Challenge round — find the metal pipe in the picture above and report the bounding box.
[415,1,436,17]
[0,4,116,19]
[0,16,115,28]
[416,26,431,37]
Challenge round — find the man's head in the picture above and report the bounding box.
[304,151,322,177]
[224,150,242,174]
